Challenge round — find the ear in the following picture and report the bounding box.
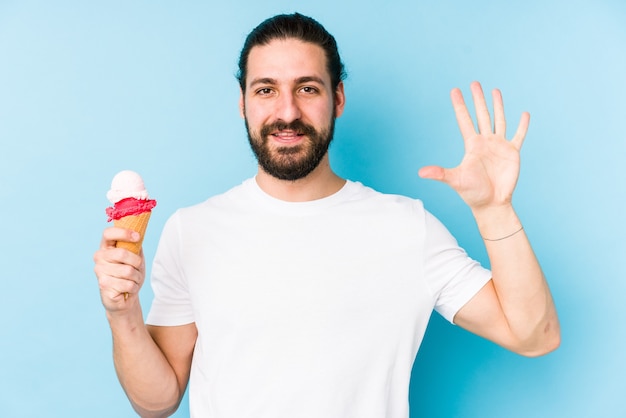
[239,88,245,119]
[334,81,346,118]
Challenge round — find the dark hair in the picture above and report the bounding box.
[236,13,346,92]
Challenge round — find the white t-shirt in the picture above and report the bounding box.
[147,178,491,418]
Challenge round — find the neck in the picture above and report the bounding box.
[255,155,346,202]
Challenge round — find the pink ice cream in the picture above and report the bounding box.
[106,170,157,222]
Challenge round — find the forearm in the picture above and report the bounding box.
[473,204,560,355]
[107,305,182,417]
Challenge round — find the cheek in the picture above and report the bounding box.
[317,104,336,125]
[244,102,269,126]
[304,101,333,122]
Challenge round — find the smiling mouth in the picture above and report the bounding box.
[260,120,316,144]
[271,130,304,143]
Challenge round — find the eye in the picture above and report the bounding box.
[300,86,319,94]
[256,87,274,96]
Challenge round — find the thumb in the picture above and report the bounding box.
[418,165,447,182]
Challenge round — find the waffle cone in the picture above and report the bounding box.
[113,211,152,254]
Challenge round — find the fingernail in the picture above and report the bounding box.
[132,232,140,241]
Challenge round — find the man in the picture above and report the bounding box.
[94,13,559,418]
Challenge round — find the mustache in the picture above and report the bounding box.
[259,120,317,138]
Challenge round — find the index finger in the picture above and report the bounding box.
[450,87,476,140]
[100,226,140,249]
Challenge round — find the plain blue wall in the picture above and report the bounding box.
[1,0,624,417]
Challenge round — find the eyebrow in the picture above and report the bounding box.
[249,76,327,88]
[295,76,326,86]
[249,77,277,88]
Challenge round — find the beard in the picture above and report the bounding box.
[245,117,336,181]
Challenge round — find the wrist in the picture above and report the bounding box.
[106,302,145,332]
[471,204,523,241]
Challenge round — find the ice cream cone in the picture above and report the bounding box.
[106,170,156,256]
[113,211,152,254]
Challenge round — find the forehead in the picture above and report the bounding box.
[246,38,330,86]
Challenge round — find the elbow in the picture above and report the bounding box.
[129,391,183,418]
[515,319,561,358]
[131,403,181,418]
[518,331,560,357]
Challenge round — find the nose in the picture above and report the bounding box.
[274,92,302,123]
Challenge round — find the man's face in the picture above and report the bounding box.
[240,38,345,181]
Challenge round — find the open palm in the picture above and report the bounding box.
[419,81,530,211]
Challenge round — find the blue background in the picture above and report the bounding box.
[1,0,624,417]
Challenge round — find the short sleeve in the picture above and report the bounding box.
[422,210,492,323]
[146,211,195,326]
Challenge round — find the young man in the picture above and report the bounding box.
[94,13,559,418]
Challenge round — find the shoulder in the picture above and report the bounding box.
[177,178,255,217]
[155,178,255,240]
[344,180,427,215]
